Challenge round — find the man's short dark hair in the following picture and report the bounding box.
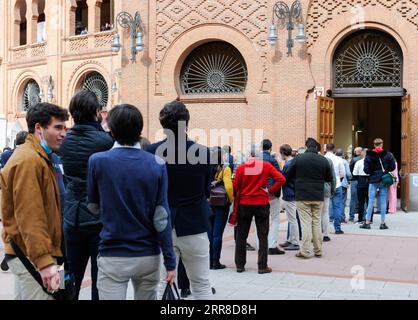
[212,146,223,166]
[26,103,69,134]
[159,101,190,133]
[262,139,272,151]
[15,131,28,146]
[108,104,143,146]
[305,138,319,151]
[336,148,343,157]
[326,143,335,152]
[69,90,101,123]
[280,144,292,157]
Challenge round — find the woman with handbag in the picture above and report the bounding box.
[208,147,234,270]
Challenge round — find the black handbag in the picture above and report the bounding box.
[9,239,76,300]
[162,282,181,300]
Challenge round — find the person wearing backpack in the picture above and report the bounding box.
[360,138,395,230]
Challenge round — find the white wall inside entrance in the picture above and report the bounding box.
[335,98,393,157]
[334,99,353,157]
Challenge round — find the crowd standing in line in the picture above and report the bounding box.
[0,97,400,300]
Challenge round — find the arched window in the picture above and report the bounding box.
[75,0,88,35]
[22,80,41,112]
[333,30,403,97]
[14,0,27,46]
[180,42,248,95]
[79,72,109,109]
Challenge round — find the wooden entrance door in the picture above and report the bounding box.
[401,95,411,212]
[317,96,335,152]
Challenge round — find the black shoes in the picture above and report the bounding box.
[323,236,331,242]
[236,267,245,273]
[210,261,226,270]
[0,257,9,272]
[380,223,389,230]
[335,230,344,234]
[180,288,191,298]
[246,243,256,251]
[268,247,285,255]
[360,223,371,229]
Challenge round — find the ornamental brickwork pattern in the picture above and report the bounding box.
[155,0,269,94]
[306,0,418,48]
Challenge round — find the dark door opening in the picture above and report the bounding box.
[334,97,402,194]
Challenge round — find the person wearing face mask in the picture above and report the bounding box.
[59,91,113,300]
[1,103,69,299]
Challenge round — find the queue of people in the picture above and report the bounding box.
[0,96,400,300]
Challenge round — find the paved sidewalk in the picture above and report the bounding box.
[2,210,418,300]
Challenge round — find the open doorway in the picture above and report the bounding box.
[334,97,402,195]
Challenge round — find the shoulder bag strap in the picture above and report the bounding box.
[9,239,52,296]
[378,157,385,173]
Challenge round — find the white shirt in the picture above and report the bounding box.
[112,142,141,150]
[325,152,346,189]
[353,158,369,176]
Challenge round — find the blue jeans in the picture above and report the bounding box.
[209,205,229,261]
[64,223,101,300]
[330,187,343,232]
[349,180,358,219]
[341,187,348,221]
[366,182,389,223]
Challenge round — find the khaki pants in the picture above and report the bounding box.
[97,255,161,300]
[296,201,324,257]
[7,257,54,300]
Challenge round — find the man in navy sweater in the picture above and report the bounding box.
[87,104,175,300]
[148,101,213,300]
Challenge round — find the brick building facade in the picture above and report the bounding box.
[0,0,417,208]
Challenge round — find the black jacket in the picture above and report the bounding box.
[147,138,212,237]
[364,150,395,184]
[286,148,333,201]
[261,151,281,197]
[60,123,113,227]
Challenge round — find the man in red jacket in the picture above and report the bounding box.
[233,145,286,274]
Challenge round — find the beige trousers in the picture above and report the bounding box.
[7,257,54,300]
[296,201,324,257]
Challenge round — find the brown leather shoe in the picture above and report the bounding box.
[295,252,310,259]
[258,267,272,274]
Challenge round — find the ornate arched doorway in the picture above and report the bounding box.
[317,29,411,211]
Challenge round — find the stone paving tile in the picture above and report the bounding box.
[4,211,418,300]
[319,291,380,300]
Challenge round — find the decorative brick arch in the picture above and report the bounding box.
[66,60,111,108]
[12,70,42,115]
[304,6,418,172]
[159,24,264,97]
